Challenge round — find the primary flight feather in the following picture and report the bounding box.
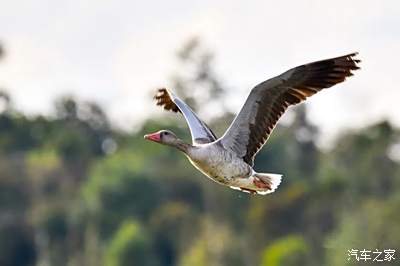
[145,53,360,195]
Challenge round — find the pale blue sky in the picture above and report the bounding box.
[0,0,399,142]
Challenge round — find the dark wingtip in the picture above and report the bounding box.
[332,52,361,73]
[346,52,361,70]
[153,88,181,113]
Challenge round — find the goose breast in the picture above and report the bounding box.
[187,144,252,184]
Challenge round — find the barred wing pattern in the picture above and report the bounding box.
[220,53,360,166]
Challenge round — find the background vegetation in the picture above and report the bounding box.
[0,40,399,266]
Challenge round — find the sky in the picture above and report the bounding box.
[0,0,399,143]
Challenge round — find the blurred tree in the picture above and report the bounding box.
[325,196,400,266]
[330,121,399,199]
[0,36,399,266]
[56,97,78,121]
[0,91,11,114]
[105,220,159,266]
[150,202,200,266]
[0,222,37,266]
[246,183,308,245]
[290,105,320,179]
[253,105,320,183]
[0,114,37,152]
[0,155,31,215]
[171,37,228,121]
[54,97,112,181]
[260,235,309,266]
[178,218,244,266]
[82,149,162,238]
[55,97,111,156]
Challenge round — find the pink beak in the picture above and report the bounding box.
[144,132,161,142]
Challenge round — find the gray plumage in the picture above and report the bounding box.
[155,89,217,144]
[148,53,361,195]
[219,53,360,165]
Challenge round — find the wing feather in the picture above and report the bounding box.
[154,88,217,144]
[219,53,360,165]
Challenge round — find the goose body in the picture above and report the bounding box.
[145,53,360,195]
[186,143,252,185]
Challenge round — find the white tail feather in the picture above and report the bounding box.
[229,172,283,195]
[253,172,282,195]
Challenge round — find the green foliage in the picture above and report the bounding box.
[105,220,159,266]
[326,196,400,266]
[331,121,398,198]
[82,149,162,238]
[150,202,199,265]
[0,155,31,213]
[260,235,309,266]
[1,95,400,266]
[0,39,399,266]
[178,218,244,266]
[27,148,60,171]
[83,150,144,206]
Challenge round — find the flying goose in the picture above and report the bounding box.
[144,53,360,195]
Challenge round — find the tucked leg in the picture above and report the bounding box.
[253,177,272,190]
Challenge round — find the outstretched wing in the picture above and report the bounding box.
[219,53,360,166]
[154,88,217,144]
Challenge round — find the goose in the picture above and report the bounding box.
[144,53,360,195]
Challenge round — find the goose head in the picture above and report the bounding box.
[144,130,189,152]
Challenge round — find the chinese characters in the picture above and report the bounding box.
[348,249,395,262]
